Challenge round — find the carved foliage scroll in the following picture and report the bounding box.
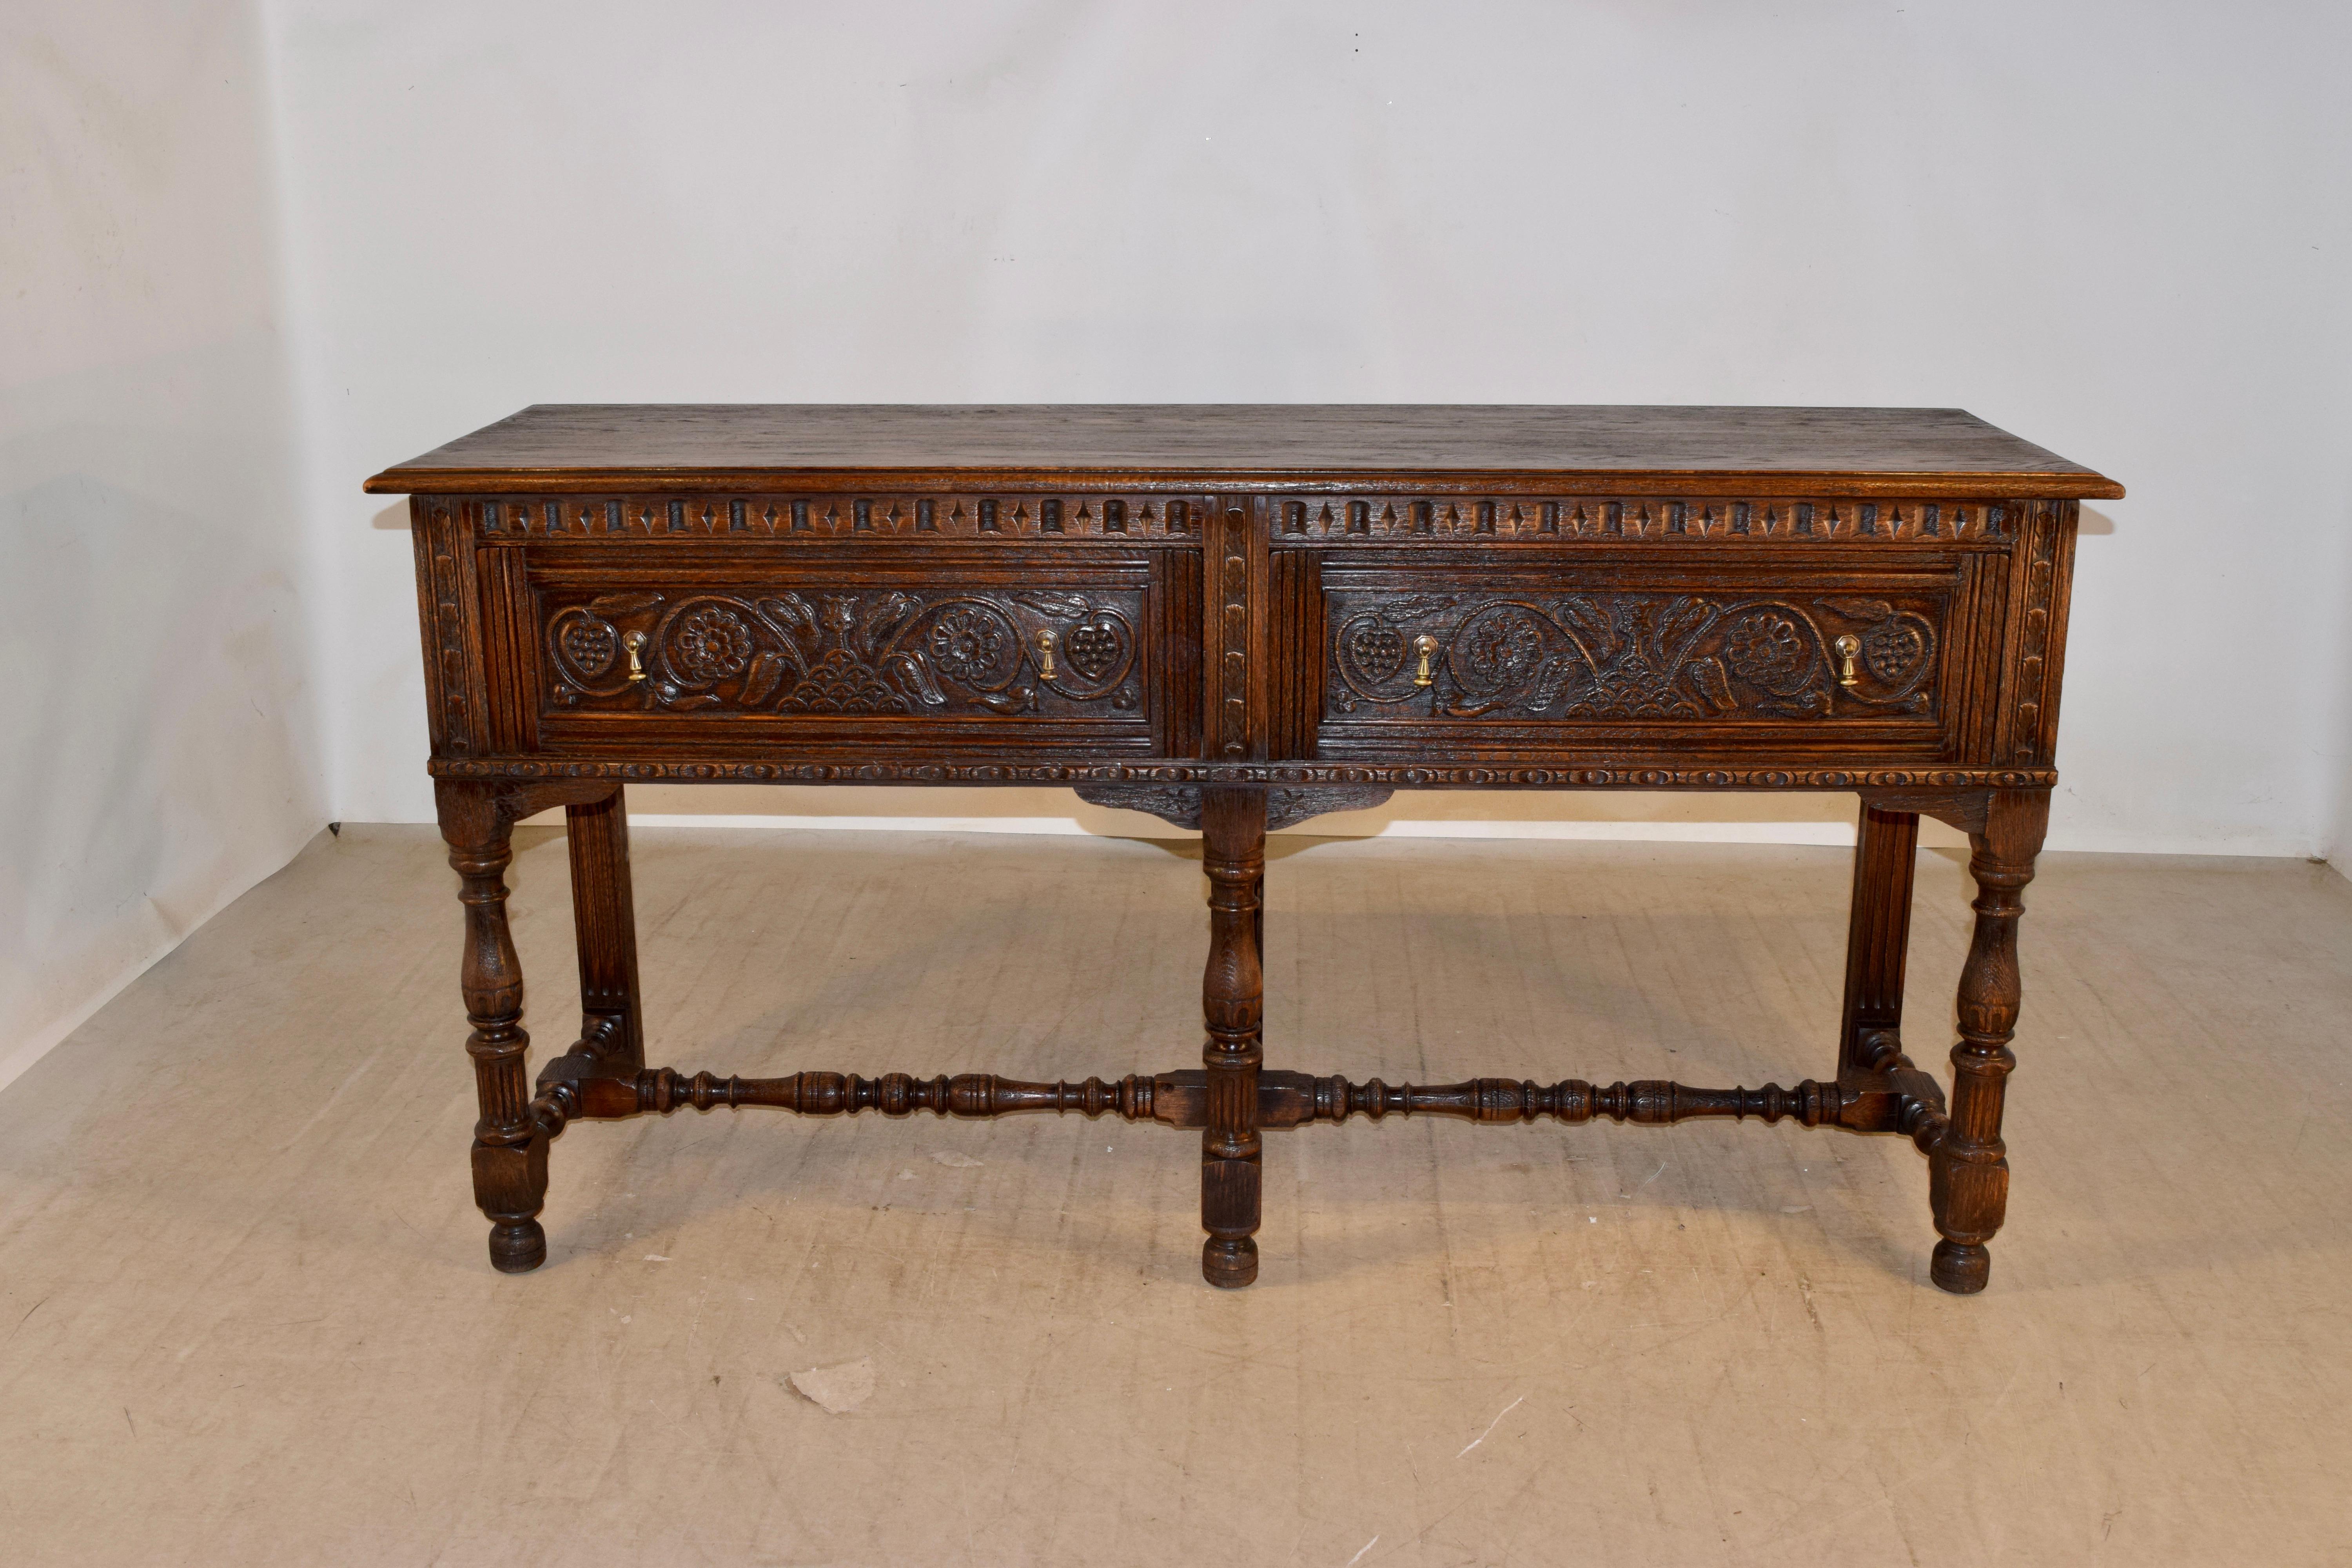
[1073,783,1394,831]
[543,588,1145,718]
[1326,591,1941,722]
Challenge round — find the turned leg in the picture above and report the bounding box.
[1928,787,2049,1294]
[436,780,548,1273]
[1199,785,1267,1287]
[565,786,644,1069]
[1838,803,1920,1080]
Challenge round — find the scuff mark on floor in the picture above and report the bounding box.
[1457,1392,1526,1457]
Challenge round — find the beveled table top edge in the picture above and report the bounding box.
[364,404,2123,501]
[367,465,2123,500]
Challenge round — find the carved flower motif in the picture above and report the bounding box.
[1722,612,1811,692]
[670,605,754,682]
[1457,608,1545,690]
[926,607,1012,684]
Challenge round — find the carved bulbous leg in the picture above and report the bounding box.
[1199,786,1267,1288]
[437,780,548,1273]
[1929,788,2049,1294]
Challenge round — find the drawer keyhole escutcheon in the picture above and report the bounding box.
[1833,633,1862,688]
[1035,628,1058,681]
[622,630,649,684]
[1412,634,1439,688]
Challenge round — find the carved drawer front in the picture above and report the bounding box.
[510,548,1183,759]
[1309,555,1987,764]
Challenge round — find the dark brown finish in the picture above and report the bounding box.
[432,775,614,1272]
[1198,787,1267,1288]
[528,1065,1847,1134]
[1928,787,2050,1293]
[1839,805,1920,1080]
[381,405,2115,1292]
[366,405,2122,499]
[1072,782,1392,831]
[564,791,643,1067]
[434,780,541,1274]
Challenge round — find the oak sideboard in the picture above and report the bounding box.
[367,405,2120,1292]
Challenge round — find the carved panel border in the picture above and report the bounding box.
[429,757,2057,790]
[411,500,485,755]
[1210,503,1254,757]
[1272,496,2014,545]
[470,494,2020,546]
[2000,501,2071,768]
[475,494,1211,543]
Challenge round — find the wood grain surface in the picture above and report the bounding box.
[367,405,2123,499]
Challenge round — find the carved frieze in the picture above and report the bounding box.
[542,587,1145,718]
[1276,496,2011,544]
[432,758,2054,789]
[480,494,1204,542]
[475,494,2011,546]
[1325,590,1942,723]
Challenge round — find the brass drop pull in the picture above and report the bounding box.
[1833,634,1861,688]
[1412,633,1439,688]
[1035,628,1058,681]
[622,630,650,683]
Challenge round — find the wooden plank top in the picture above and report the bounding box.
[365,405,2122,499]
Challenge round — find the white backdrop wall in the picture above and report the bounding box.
[267,0,2352,858]
[5,1,2344,1091]
[1,0,326,1088]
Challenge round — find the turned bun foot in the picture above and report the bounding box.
[489,1219,547,1273]
[1202,1236,1258,1289]
[1930,1239,1990,1294]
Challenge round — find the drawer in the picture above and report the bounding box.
[1299,553,1994,765]
[488,545,1198,760]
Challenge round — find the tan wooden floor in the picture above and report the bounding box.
[2,824,2348,1566]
